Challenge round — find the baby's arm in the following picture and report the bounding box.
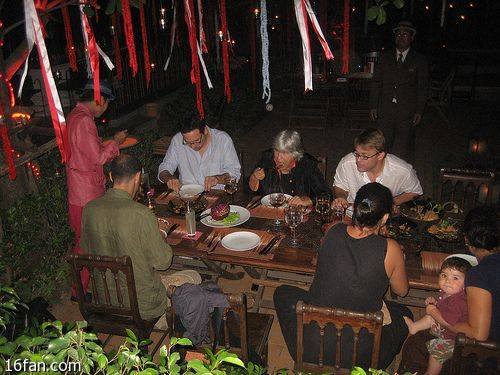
[426,304,454,331]
[404,314,435,335]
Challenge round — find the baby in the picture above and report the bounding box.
[404,256,472,375]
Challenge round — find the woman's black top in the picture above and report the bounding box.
[253,149,331,202]
[308,223,389,312]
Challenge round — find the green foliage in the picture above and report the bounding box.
[350,367,416,375]
[0,287,266,375]
[0,150,74,303]
[367,0,405,25]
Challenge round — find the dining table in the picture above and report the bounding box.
[152,188,443,311]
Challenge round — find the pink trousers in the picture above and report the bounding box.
[68,204,90,297]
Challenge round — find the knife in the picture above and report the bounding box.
[166,223,179,236]
[196,212,211,221]
[259,236,279,254]
[208,236,221,253]
[262,236,282,255]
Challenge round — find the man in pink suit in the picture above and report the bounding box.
[66,80,127,300]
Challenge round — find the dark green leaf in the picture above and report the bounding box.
[47,337,70,353]
[367,6,379,21]
[376,8,387,25]
[393,0,405,9]
[105,0,117,15]
[126,329,138,342]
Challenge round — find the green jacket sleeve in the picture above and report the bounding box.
[141,210,173,271]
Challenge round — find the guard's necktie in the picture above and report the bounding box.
[397,52,403,65]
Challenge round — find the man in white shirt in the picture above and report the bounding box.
[333,128,422,209]
[158,115,240,191]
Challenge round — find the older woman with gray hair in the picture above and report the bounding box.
[249,130,331,206]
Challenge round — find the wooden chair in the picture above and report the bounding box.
[167,285,273,365]
[295,301,383,373]
[67,254,169,355]
[437,168,496,212]
[448,333,500,375]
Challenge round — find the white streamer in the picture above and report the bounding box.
[17,0,35,97]
[164,2,177,71]
[294,0,313,91]
[260,0,271,103]
[197,41,213,89]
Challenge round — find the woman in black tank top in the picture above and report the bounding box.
[274,182,412,369]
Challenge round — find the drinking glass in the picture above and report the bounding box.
[285,206,303,247]
[315,194,331,223]
[269,192,286,228]
[224,178,238,202]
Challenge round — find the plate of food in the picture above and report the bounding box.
[221,231,261,251]
[179,184,204,198]
[260,194,293,207]
[167,196,208,215]
[384,217,417,240]
[103,136,140,149]
[200,203,251,228]
[427,218,461,242]
[400,200,441,224]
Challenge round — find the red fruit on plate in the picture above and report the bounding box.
[211,203,230,221]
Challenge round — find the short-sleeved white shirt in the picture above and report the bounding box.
[333,153,423,203]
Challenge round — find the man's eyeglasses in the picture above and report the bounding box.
[182,134,204,146]
[353,151,380,160]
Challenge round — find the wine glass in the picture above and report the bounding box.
[224,178,238,202]
[315,194,331,223]
[269,192,286,228]
[285,205,303,247]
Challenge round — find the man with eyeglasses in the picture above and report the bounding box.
[332,128,422,210]
[369,20,428,162]
[158,114,240,191]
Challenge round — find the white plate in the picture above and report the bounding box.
[221,231,261,251]
[179,184,204,199]
[200,205,251,228]
[260,194,293,207]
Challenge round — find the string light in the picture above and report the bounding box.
[469,2,474,8]
[150,63,156,69]
[159,18,166,30]
[218,30,223,41]
[352,6,356,12]
[424,4,430,11]
[253,8,260,18]
[275,15,279,19]
[460,14,466,20]
[109,25,115,36]
[449,3,454,8]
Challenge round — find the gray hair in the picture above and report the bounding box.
[273,130,304,160]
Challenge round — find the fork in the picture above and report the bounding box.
[204,231,216,247]
[208,235,222,253]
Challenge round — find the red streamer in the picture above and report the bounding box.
[62,6,77,72]
[342,0,350,75]
[139,4,151,88]
[82,12,101,104]
[111,14,122,80]
[219,0,231,102]
[197,0,208,53]
[184,0,204,118]
[121,0,138,76]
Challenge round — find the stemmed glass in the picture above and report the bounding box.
[224,178,238,202]
[285,205,304,247]
[315,194,331,223]
[269,192,286,228]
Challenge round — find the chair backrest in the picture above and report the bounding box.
[450,333,500,375]
[166,285,250,362]
[295,300,383,373]
[437,168,496,212]
[67,253,152,338]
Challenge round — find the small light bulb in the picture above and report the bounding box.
[460,14,465,20]
[449,3,454,8]
[352,6,356,12]
[218,30,223,41]
[275,15,279,19]
[425,5,430,11]
[160,18,166,30]
[253,8,260,18]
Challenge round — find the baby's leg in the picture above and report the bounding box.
[404,314,434,335]
[425,355,443,375]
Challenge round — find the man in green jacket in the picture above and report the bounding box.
[80,154,173,321]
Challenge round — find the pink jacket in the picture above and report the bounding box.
[66,103,119,207]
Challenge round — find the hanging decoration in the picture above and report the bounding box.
[260,0,271,104]
[111,14,123,80]
[121,0,138,76]
[440,0,447,27]
[139,3,151,87]
[18,0,70,162]
[197,0,208,53]
[164,1,177,71]
[61,6,77,72]
[219,0,231,102]
[342,0,350,75]
[184,0,204,118]
[293,0,334,91]
[80,5,114,102]
[0,67,16,180]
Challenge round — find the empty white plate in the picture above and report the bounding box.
[221,231,261,251]
[260,193,293,207]
[179,184,204,199]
